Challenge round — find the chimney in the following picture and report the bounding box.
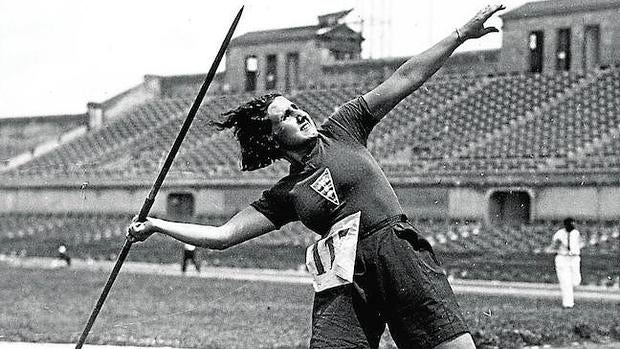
[144,74,162,97]
[87,102,103,130]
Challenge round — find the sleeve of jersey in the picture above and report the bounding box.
[250,179,298,229]
[321,96,379,146]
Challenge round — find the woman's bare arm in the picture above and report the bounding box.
[128,206,277,250]
[363,4,505,119]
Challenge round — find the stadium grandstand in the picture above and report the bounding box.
[0,0,618,287]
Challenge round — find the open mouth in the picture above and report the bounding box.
[298,116,313,130]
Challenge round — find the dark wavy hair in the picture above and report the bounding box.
[211,93,282,171]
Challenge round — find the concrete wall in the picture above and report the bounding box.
[535,186,620,220]
[0,187,166,215]
[2,184,619,222]
[0,185,265,218]
[0,184,455,220]
[500,8,620,73]
[448,187,487,220]
[394,186,449,219]
[535,187,597,219]
[599,187,620,219]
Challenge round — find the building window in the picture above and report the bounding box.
[331,50,353,61]
[556,28,571,71]
[583,25,600,71]
[488,191,531,225]
[167,193,195,220]
[265,54,278,90]
[285,52,299,91]
[245,56,258,92]
[528,31,544,73]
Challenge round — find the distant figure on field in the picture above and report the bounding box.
[57,244,71,267]
[547,218,583,308]
[182,243,200,273]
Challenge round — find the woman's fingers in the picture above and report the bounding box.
[483,26,499,35]
[465,4,504,39]
[478,4,505,23]
[126,224,139,242]
[485,4,506,18]
[126,221,149,242]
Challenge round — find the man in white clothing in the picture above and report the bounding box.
[182,243,201,273]
[547,217,583,308]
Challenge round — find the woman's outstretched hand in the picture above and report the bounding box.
[458,4,506,41]
[126,216,159,243]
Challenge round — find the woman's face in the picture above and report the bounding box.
[267,96,318,148]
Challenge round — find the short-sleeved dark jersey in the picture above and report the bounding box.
[251,96,403,236]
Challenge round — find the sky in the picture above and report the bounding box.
[0,0,530,118]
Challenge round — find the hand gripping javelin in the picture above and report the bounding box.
[74,7,244,348]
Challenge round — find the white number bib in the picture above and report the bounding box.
[305,212,361,292]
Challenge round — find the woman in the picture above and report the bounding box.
[128,5,505,348]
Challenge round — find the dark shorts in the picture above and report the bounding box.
[310,217,469,349]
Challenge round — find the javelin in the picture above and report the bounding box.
[74,6,244,348]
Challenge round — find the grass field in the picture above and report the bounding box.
[1,264,619,349]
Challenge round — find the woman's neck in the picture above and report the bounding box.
[281,137,318,166]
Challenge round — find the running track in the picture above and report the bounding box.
[3,256,618,302]
[1,256,619,349]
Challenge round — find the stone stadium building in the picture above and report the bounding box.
[0,0,618,283]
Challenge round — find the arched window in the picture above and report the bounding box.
[167,193,195,220]
[489,190,531,225]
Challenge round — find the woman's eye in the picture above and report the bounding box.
[281,110,292,121]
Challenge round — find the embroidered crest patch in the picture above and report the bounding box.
[310,168,340,206]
